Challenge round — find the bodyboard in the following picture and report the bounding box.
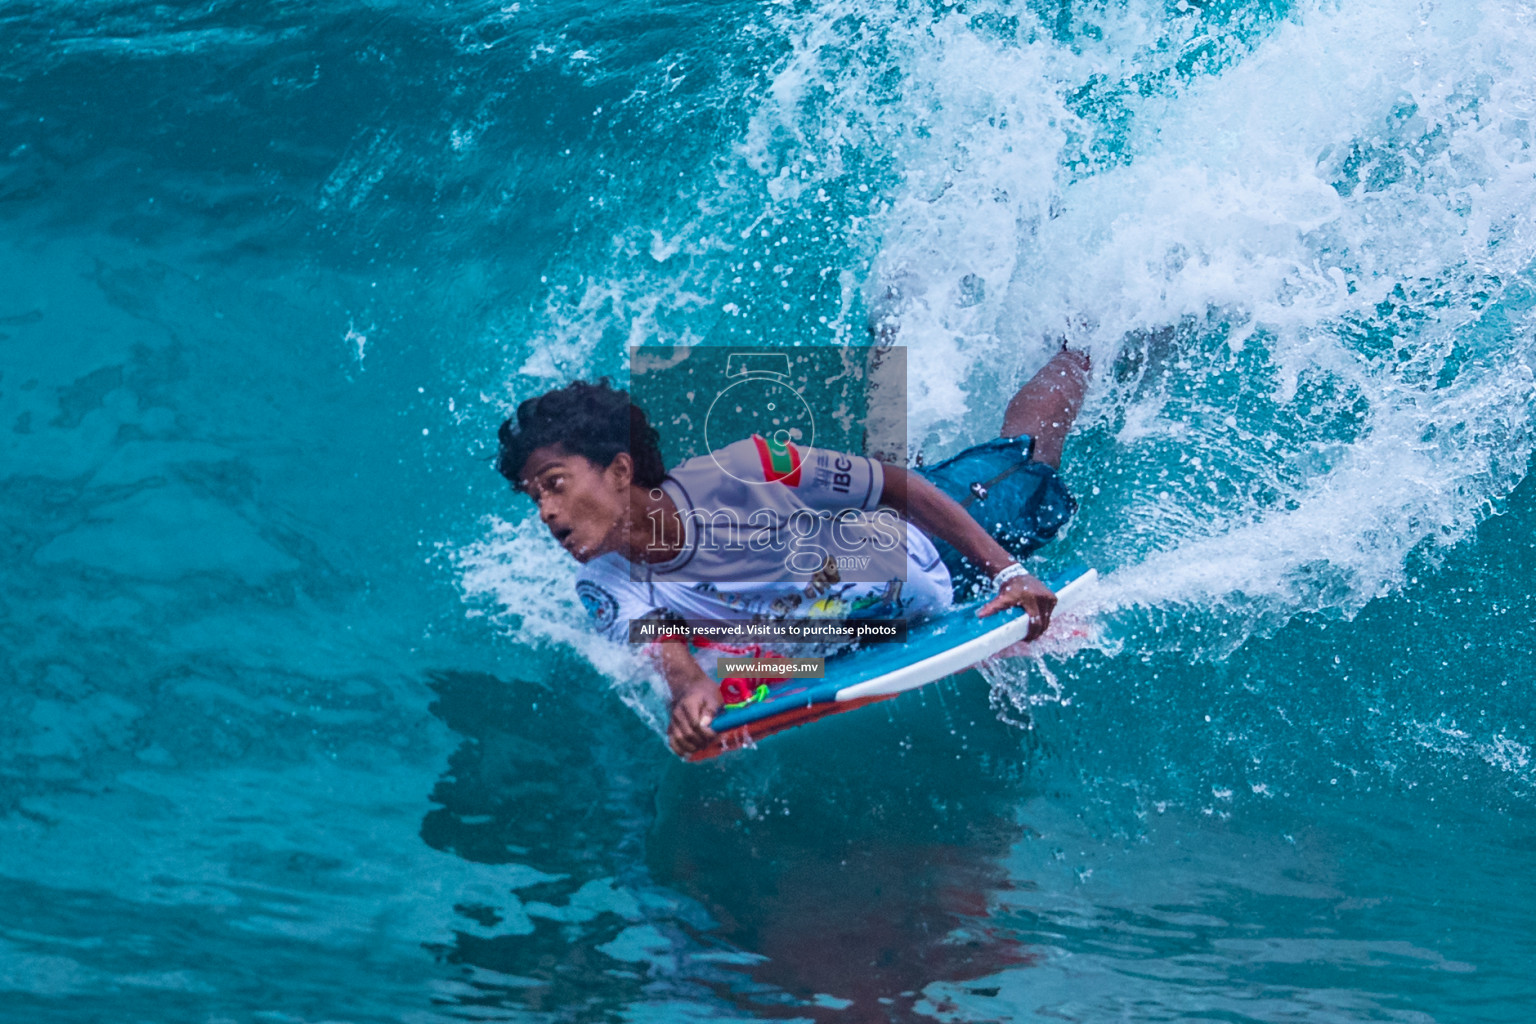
[686,565,1097,761]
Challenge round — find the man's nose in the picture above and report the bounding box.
[538,497,558,523]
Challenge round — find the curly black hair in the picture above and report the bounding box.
[496,378,666,491]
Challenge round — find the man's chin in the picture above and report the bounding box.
[564,532,618,563]
[567,541,603,563]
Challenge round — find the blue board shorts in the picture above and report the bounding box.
[914,434,1076,597]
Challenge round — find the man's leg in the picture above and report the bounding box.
[999,348,1090,469]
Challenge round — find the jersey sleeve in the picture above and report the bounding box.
[735,434,884,512]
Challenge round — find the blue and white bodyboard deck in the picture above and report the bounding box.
[688,565,1096,760]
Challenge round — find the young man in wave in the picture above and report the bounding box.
[496,349,1089,755]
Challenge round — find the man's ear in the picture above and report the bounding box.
[606,451,635,489]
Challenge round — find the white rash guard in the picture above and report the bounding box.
[574,435,954,645]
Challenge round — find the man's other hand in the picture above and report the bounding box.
[977,573,1056,641]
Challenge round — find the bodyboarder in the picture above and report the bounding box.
[496,347,1090,756]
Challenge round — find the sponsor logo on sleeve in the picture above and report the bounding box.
[575,580,620,632]
[810,451,853,494]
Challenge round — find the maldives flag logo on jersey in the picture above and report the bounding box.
[752,433,803,486]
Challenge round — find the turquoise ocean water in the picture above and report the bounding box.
[3,0,1535,1020]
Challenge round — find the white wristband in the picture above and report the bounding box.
[992,562,1029,588]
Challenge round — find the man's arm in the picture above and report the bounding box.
[576,585,721,756]
[879,462,1056,639]
[650,636,722,756]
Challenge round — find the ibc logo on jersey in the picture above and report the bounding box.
[813,452,853,495]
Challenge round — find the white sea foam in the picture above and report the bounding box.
[749,0,1536,641]
[467,0,1536,682]
[456,516,670,730]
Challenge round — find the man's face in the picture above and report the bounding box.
[519,445,630,563]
